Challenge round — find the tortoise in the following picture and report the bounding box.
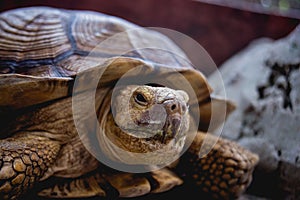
[0,7,259,200]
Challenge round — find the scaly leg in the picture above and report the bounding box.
[176,132,259,199]
[0,133,60,199]
[38,166,183,198]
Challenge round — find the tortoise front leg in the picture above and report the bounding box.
[176,132,259,199]
[0,133,60,199]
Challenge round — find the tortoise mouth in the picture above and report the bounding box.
[117,114,184,145]
[152,115,182,144]
[118,127,182,145]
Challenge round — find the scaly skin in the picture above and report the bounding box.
[176,132,259,199]
[0,85,258,199]
[0,134,60,199]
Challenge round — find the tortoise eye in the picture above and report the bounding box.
[135,93,148,105]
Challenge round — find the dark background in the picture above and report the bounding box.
[0,0,299,68]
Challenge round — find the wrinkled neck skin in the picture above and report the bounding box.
[95,87,188,166]
[100,111,186,166]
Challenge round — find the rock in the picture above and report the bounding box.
[238,138,279,173]
[209,26,300,199]
[238,194,270,200]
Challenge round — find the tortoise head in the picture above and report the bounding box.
[114,85,189,143]
[102,85,190,166]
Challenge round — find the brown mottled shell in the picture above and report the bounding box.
[0,7,232,129]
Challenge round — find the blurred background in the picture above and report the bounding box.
[0,0,299,69]
[0,1,299,199]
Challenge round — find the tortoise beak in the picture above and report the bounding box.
[170,117,181,138]
[159,99,185,143]
[160,114,182,144]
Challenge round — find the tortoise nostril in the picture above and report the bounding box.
[171,104,177,110]
[163,100,182,113]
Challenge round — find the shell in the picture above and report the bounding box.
[0,7,233,129]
